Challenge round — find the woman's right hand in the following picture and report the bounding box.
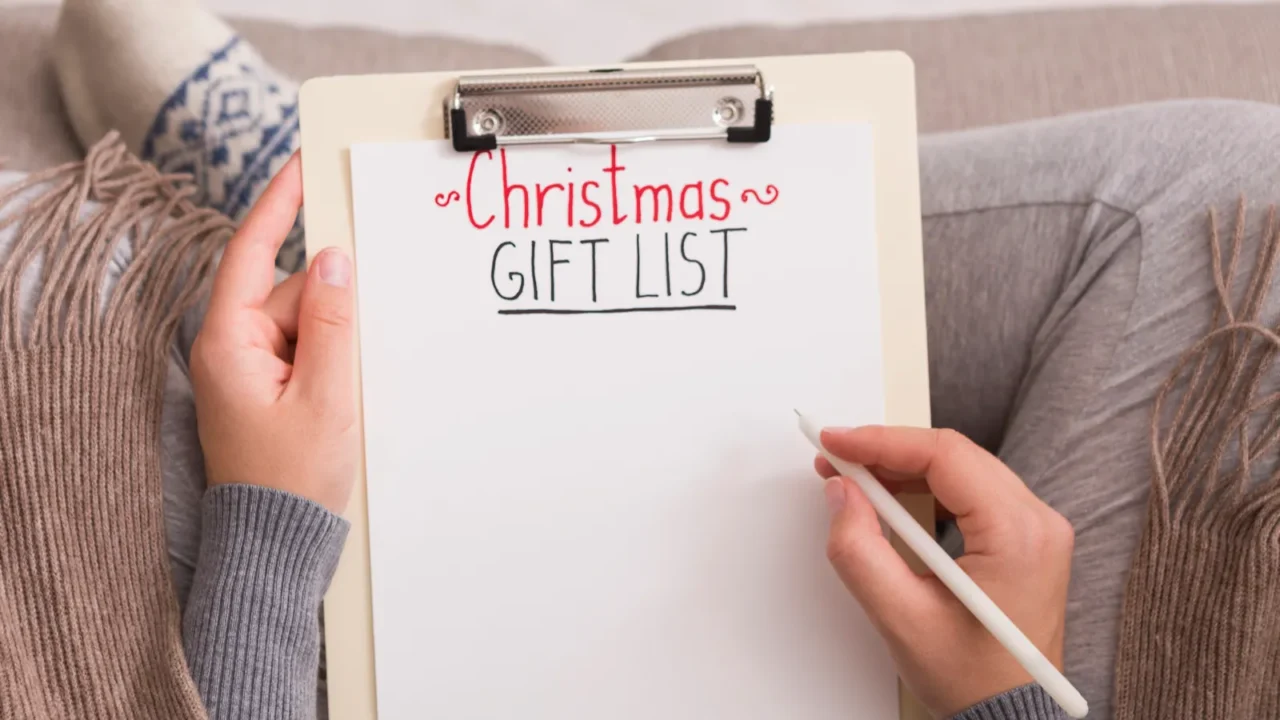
[815,426,1075,718]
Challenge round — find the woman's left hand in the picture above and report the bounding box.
[190,152,360,515]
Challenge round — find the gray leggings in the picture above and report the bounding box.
[7,99,1276,720]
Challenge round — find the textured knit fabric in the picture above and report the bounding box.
[1104,155,1280,717]
[950,685,1068,720]
[0,137,228,716]
[0,153,346,719]
[52,0,308,273]
[0,142,350,712]
[919,99,1280,718]
[0,5,550,175]
[183,485,348,719]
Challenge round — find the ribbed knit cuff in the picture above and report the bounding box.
[1113,520,1280,718]
[949,684,1070,720]
[181,484,349,719]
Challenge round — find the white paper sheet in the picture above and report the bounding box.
[349,122,898,719]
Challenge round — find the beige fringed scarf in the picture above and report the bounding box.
[0,133,230,718]
[1115,200,1280,718]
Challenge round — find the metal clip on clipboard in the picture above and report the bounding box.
[446,65,773,152]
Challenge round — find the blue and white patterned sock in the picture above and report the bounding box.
[142,36,306,272]
[54,0,307,272]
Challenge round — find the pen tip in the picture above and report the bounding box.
[793,408,801,417]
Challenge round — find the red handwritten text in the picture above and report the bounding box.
[447,145,779,230]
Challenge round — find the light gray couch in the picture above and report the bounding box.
[5,4,1280,170]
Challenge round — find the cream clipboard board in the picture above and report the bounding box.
[297,52,934,720]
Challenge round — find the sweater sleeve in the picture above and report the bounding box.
[949,684,1071,720]
[177,484,1066,720]
[182,484,349,720]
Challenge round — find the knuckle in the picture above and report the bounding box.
[826,535,850,566]
[931,427,968,467]
[933,427,968,455]
[1021,509,1075,558]
[859,425,887,463]
[1045,511,1076,554]
[305,394,357,432]
[825,531,862,568]
[190,334,208,365]
[190,334,226,376]
[332,404,358,433]
[308,299,352,330]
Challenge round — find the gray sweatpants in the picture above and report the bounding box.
[6,99,1278,719]
[921,99,1280,718]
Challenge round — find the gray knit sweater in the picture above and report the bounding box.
[183,484,348,718]
[184,484,1066,720]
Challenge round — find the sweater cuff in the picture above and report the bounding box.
[949,684,1070,720]
[182,484,349,718]
[195,483,349,603]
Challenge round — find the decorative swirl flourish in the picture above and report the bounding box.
[434,190,462,207]
[740,184,779,205]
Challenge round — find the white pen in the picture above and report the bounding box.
[794,410,1089,719]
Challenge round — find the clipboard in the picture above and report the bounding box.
[297,52,934,720]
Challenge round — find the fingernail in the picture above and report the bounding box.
[316,249,350,287]
[819,427,853,444]
[823,478,846,518]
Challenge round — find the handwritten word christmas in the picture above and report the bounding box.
[435,146,779,231]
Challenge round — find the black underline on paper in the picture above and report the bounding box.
[497,305,738,315]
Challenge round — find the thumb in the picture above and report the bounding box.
[291,247,356,411]
[824,477,934,634]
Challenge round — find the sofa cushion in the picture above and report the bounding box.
[0,7,78,172]
[0,6,548,172]
[10,3,1280,171]
[629,5,1280,134]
